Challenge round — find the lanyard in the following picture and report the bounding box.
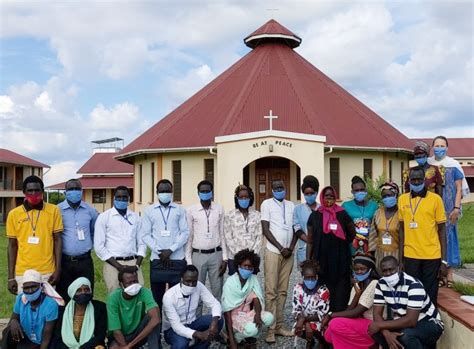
[185,295,192,324]
[357,202,366,219]
[159,206,172,230]
[409,195,423,222]
[202,205,211,233]
[24,208,41,236]
[384,210,395,232]
[273,199,286,224]
[122,213,133,226]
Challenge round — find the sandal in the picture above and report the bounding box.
[438,279,446,287]
[447,280,455,288]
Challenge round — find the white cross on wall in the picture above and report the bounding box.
[264,110,278,131]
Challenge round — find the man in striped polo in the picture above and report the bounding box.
[369,256,443,349]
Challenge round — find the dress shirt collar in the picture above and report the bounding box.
[197,202,215,211]
[111,206,133,217]
[410,188,427,198]
[58,199,87,210]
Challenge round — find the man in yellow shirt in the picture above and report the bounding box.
[398,166,447,304]
[7,175,63,294]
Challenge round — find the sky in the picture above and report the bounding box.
[0,0,473,186]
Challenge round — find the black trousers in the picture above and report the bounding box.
[319,274,351,312]
[57,253,94,302]
[150,259,186,312]
[1,324,41,349]
[403,257,440,305]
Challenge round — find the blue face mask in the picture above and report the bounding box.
[415,156,427,166]
[199,191,213,201]
[410,183,425,193]
[65,189,82,204]
[434,147,447,159]
[272,190,286,201]
[303,279,318,290]
[114,199,128,210]
[382,196,397,208]
[304,193,317,205]
[24,287,42,302]
[354,191,368,202]
[158,192,172,204]
[238,198,250,209]
[238,267,253,280]
[354,269,371,282]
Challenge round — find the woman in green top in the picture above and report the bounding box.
[342,176,378,255]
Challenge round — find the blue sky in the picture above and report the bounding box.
[0,1,472,185]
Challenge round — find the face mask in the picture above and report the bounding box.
[199,191,213,201]
[181,284,197,297]
[324,198,335,207]
[66,189,82,204]
[434,147,447,159]
[354,269,371,282]
[238,198,250,209]
[24,287,42,302]
[114,199,128,210]
[382,196,397,208]
[383,272,400,288]
[123,283,142,296]
[409,183,425,193]
[354,191,368,202]
[303,279,318,290]
[272,190,286,201]
[158,192,172,204]
[73,293,93,305]
[25,193,43,206]
[238,267,253,280]
[304,193,317,205]
[415,156,427,166]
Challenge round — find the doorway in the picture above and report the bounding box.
[254,157,290,209]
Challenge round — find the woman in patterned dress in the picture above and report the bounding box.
[292,260,331,349]
[369,182,401,274]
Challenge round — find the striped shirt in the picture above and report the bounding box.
[374,272,443,329]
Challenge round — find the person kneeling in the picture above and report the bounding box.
[369,256,444,349]
[222,249,274,349]
[162,265,224,349]
[107,267,161,349]
[323,255,380,349]
[1,269,63,349]
[55,277,107,349]
[292,260,330,349]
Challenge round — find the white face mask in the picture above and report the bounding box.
[383,272,400,288]
[124,283,142,296]
[181,284,196,296]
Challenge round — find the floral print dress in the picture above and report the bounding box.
[292,283,330,332]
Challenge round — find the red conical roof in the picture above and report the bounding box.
[244,19,302,48]
[118,21,412,161]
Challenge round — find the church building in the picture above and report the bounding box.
[116,19,413,212]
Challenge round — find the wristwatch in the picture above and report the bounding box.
[441,260,448,266]
[328,311,333,318]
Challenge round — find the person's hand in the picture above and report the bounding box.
[280,248,292,258]
[368,321,380,335]
[382,330,404,349]
[159,249,172,261]
[439,263,448,278]
[10,319,23,342]
[449,208,460,224]
[304,322,314,342]
[254,312,263,329]
[321,315,330,330]
[8,279,18,295]
[219,260,227,276]
[208,321,219,339]
[48,270,61,285]
[353,281,362,296]
[193,330,210,342]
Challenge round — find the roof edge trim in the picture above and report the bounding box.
[326,145,413,154]
[215,130,326,144]
[115,146,215,160]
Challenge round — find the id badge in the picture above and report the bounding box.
[77,228,85,241]
[359,227,369,235]
[409,222,418,229]
[28,236,40,244]
[161,230,171,237]
[205,232,213,239]
[238,311,247,318]
[382,232,392,245]
[329,223,338,230]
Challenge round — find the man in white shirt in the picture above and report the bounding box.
[94,186,146,293]
[162,265,223,349]
[186,180,227,301]
[261,180,297,343]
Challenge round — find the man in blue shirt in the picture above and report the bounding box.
[57,178,98,301]
[141,179,189,311]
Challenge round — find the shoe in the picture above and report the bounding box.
[275,327,294,337]
[265,332,276,343]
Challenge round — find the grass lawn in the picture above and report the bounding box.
[458,202,474,264]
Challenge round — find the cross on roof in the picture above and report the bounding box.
[264,110,278,130]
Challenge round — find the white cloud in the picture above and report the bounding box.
[34,91,53,111]
[43,160,81,187]
[0,95,14,115]
[90,102,140,131]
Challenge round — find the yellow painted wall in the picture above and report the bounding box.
[83,188,114,213]
[437,309,474,348]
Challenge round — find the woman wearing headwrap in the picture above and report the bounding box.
[403,140,443,195]
[306,187,356,312]
[293,175,320,266]
[1,269,63,349]
[55,277,107,349]
[429,135,470,288]
[369,182,402,273]
[323,255,380,349]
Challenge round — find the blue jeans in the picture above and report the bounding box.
[164,315,224,349]
[296,239,307,265]
[373,318,443,349]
